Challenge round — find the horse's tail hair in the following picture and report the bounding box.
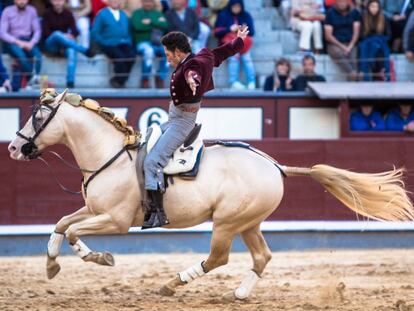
[283,164,414,221]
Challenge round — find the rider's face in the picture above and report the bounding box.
[164,47,181,68]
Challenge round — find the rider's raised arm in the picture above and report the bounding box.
[211,37,244,67]
[211,25,250,67]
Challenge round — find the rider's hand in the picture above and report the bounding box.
[187,74,198,96]
[237,25,249,40]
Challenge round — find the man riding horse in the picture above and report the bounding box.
[142,26,249,229]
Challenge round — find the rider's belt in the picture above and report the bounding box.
[177,102,201,113]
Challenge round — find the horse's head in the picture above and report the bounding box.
[8,89,68,160]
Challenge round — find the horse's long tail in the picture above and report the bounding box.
[282,165,414,221]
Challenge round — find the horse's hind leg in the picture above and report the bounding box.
[223,224,272,301]
[65,213,125,266]
[46,206,92,279]
[159,227,235,296]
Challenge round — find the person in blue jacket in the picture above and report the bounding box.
[214,0,256,90]
[350,104,385,131]
[385,104,414,132]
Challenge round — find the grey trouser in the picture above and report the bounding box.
[327,43,358,75]
[144,101,199,190]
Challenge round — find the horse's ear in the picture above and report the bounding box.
[55,89,69,105]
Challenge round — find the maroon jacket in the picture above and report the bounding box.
[170,37,244,106]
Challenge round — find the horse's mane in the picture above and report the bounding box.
[39,88,141,147]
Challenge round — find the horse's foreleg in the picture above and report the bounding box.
[65,213,124,266]
[159,228,235,297]
[46,206,92,279]
[223,224,272,302]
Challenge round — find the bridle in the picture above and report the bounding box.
[16,102,61,159]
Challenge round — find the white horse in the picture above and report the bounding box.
[8,90,414,301]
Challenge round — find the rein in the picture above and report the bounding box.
[47,151,96,173]
[37,156,83,195]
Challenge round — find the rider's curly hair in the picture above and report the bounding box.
[161,31,192,53]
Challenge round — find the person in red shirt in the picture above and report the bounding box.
[142,25,249,229]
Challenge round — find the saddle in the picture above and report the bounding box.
[146,123,204,178]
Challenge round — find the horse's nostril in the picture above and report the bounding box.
[10,145,16,151]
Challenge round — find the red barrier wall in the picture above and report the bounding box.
[1,95,413,224]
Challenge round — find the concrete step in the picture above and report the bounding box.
[255,31,280,41]
[392,54,414,82]
[249,7,278,20]
[251,42,283,58]
[278,30,300,54]
[254,19,272,32]
[245,0,265,10]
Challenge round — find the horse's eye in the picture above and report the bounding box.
[35,116,42,123]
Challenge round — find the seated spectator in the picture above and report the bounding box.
[131,0,168,88]
[165,0,210,53]
[68,0,92,49]
[42,0,94,88]
[291,0,325,53]
[386,104,414,132]
[294,54,326,91]
[350,104,385,131]
[359,0,391,81]
[91,0,136,88]
[324,0,361,81]
[0,0,42,88]
[264,58,294,92]
[403,9,414,61]
[214,0,256,89]
[381,0,412,52]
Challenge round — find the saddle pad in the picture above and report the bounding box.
[146,124,204,175]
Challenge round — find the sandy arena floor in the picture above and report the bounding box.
[1,250,413,311]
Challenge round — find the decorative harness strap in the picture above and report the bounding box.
[82,145,135,197]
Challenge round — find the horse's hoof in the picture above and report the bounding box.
[159,285,175,297]
[83,252,115,266]
[46,257,61,280]
[101,252,115,266]
[222,291,237,303]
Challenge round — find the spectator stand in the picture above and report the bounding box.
[1,0,414,90]
[309,81,414,137]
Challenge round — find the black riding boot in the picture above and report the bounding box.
[141,190,170,229]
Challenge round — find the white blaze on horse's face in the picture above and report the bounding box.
[8,92,66,161]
